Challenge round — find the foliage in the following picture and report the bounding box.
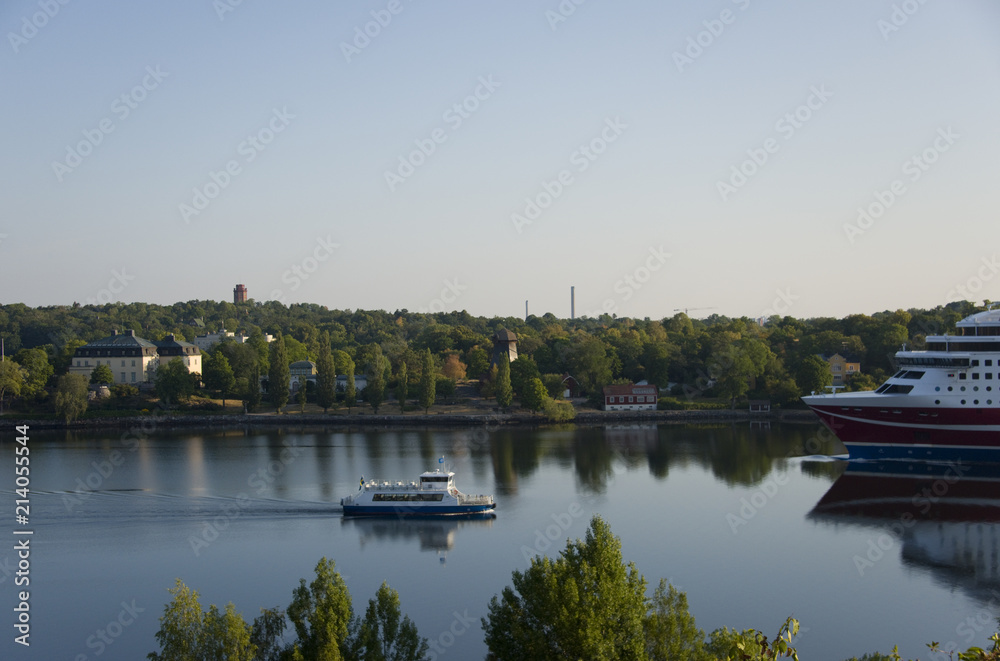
[342,352,357,413]
[644,580,711,661]
[90,363,115,385]
[242,361,262,413]
[287,557,354,661]
[441,353,467,380]
[797,354,834,395]
[155,360,196,407]
[510,355,541,396]
[495,354,513,411]
[14,347,52,398]
[419,349,435,413]
[706,617,800,661]
[521,377,548,413]
[543,398,576,421]
[250,607,287,661]
[53,373,88,421]
[148,579,256,661]
[928,631,1000,660]
[483,515,647,661]
[395,361,408,412]
[366,348,388,414]
[353,581,430,661]
[204,352,236,408]
[268,333,290,412]
[316,331,337,413]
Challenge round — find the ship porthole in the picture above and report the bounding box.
[975,400,980,405]
[935,400,941,404]
[935,387,941,391]
[961,399,967,405]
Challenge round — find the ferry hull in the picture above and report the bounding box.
[808,404,1000,462]
[343,503,497,517]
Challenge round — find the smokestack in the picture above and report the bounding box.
[571,286,575,320]
[525,300,529,321]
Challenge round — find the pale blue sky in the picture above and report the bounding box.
[2,0,998,320]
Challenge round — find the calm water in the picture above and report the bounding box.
[2,421,998,660]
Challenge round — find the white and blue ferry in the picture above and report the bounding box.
[340,458,496,516]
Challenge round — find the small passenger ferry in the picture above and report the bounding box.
[340,458,496,516]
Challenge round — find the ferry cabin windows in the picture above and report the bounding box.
[372,493,444,502]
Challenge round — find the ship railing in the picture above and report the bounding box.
[457,494,494,505]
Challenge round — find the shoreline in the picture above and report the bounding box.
[5,408,821,432]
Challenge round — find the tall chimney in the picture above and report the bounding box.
[571,286,575,320]
[525,300,529,321]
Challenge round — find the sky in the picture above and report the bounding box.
[2,0,999,321]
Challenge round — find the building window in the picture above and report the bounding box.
[131,360,136,367]
[122,360,126,367]
[988,360,994,367]
[960,373,967,380]
[120,372,126,382]
[85,360,90,367]
[131,372,136,382]
[974,373,981,380]
[973,360,981,367]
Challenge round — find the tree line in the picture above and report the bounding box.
[0,299,984,418]
[147,516,999,660]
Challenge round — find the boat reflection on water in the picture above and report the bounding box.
[809,460,1000,600]
[341,513,495,557]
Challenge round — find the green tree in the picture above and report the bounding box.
[365,347,387,414]
[521,377,548,413]
[90,363,115,386]
[156,360,195,407]
[148,579,203,661]
[316,332,337,413]
[510,355,541,396]
[148,579,257,661]
[268,333,290,413]
[204,352,236,409]
[341,353,357,413]
[495,353,513,411]
[644,580,710,661]
[395,361,408,413]
[201,603,256,661]
[287,557,353,661]
[242,361,262,413]
[0,359,26,414]
[568,335,613,393]
[250,607,287,661]
[418,349,435,413]
[466,346,490,380]
[483,515,647,661]
[53,373,88,422]
[354,581,430,661]
[797,354,834,395]
[297,379,308,413]
[14,347,53,399]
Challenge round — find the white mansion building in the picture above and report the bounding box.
[69,329,202,385]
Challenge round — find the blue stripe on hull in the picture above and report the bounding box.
[846,443,1000,463]
[343,504,496,516]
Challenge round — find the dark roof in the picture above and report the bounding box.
[81,329,157,349]
[492,328,517,342]
[603,384,657,397]
[154,334,198,349]
[290,360,316,369]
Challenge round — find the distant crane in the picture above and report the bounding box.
[674,307,718,316]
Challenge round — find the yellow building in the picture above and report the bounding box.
[822,353,861,386]
[69,330,201,385]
